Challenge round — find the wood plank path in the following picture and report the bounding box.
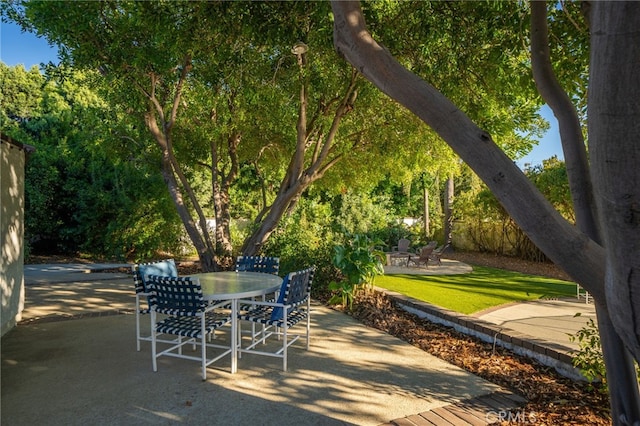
[382,390,527,426]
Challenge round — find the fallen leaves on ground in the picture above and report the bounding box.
[348,291,610,425]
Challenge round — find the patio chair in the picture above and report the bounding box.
[391,238,411,255]
[238,266,315,371]
[429,243,450,266]
[132,259,178,351]
[235,256,280,275]
[407,245,436,268]
[234,255,281,311]
[147,275,233,380]
[388,238,414,266]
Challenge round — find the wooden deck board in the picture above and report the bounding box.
[387,391,527,426]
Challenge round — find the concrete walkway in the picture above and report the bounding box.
[476,298,596,352]
[384,259,595,353]
[2,262,523,426]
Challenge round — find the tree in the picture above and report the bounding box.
[7,1,550,269]
[331,1,640,422]
[5,1,258,269]
[526,157,574,223]
[0,63,182,258]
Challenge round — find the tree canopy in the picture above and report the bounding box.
[4,0,555,269]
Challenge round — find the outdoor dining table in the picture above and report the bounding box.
[189,271,282,374]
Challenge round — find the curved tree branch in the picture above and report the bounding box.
[530,1,599,242]
[167,56,192,132]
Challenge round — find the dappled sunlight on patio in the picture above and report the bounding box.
[2,300,502,425]
[205,305,501,424]
[21,279,134,322]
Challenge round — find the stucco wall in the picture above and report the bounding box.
[1,136,28,336]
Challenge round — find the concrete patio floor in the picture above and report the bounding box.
[1,263,516,425]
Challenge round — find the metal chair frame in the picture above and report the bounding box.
[148,275,233,380]
[237,267,315,371]
[132,259,177,351]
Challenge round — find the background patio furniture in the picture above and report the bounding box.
[238,266,315,371]
[407,245,435,268]
[391,238,411,254]
[147,275,233,380]
[429,243,450,265]
[388,238,414,266]
[577,285,592,303]
[132,258,178,351]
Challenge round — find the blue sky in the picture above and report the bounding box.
[1,20,563,167]
[1,20,60,69]
[523,105,563,168]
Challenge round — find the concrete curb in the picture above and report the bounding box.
[375,287,586,382]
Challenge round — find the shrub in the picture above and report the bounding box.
[328,233,385,310]
[569,316,640,393]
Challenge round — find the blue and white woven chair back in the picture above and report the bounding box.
[148,275,207,316]
[134,258,178,295]
[283,267,314,307]
[132,259,179,351]
[235,256,280,275]
[133,268,145,295]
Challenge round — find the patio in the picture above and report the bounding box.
[2,264,520,425]
[383,258,473,276]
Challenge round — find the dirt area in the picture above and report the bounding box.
[351,292,609,425]
[27,252,609,424]
[350,252,610,425]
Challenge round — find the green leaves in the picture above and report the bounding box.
[329,233,385,310]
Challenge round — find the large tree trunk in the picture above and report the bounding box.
[531,3,640,421]
[241,179,309,255]
[241,61,359,256]
[589,0,640,370]
[142,64,219,272]
[331,1,640,422]
[159,154,215,272]
[211,131,240,265]
[596,299,640,424]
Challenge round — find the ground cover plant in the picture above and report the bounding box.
[374,266,576,314]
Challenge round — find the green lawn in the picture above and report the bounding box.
[373,266,577,315]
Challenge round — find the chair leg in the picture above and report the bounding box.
[282,322,288,372]
[201,316,207,380]
[305,311,310,351]
[282,306,289,371]
[135,296,141,351]
[237,318,242,360]
[151,311,158,372]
